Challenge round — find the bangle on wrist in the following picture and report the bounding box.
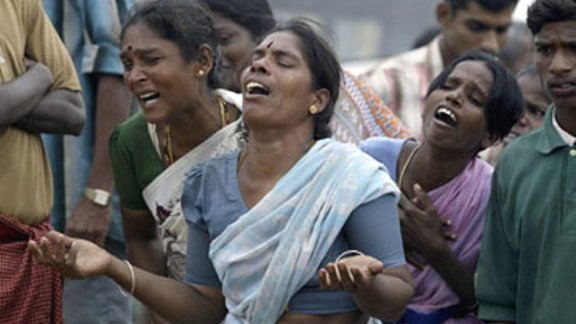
[118,260,135,297]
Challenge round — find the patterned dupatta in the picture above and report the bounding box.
[209,139,399,323]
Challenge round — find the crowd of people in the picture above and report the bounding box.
[1,0,575,323]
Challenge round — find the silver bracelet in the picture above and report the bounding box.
[118,260,135,297]
[335,249,365,262]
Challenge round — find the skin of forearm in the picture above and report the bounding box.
[16,90,85,135]
[86,74,131,190]
[352,273,414,321]
[427,244,476,307]
[0,66,52,126]
[106,256,225,323]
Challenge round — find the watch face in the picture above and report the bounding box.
[94,191,110,206]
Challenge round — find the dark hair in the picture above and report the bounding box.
[499,21,533,74]
[527,0,576,35]
[200,0,276,41]
[121,0,219,88]
[446,0,518,15]
[427,50,524,142]
[265,19,341,140]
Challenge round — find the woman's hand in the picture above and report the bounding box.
[318,255,384,291]
[398,184,455,269]
[28,230,113,279]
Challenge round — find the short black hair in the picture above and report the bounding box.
[121,0,219,88]
[446,0,518,14]
[427,50,524,142]
[200,0,276,41]
[266,19,341,140]
[527,0,576,35]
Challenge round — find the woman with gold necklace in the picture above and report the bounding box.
[361,51,524,323]
[108,1,241,307]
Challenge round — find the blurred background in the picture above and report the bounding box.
[269,0,534,72]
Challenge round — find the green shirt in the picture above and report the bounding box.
[109,112,165,211]
[476,106,576,323]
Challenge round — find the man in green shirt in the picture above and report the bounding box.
[476,0,576,323]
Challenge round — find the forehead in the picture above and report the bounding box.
[122,22,162,47]
[535,20,576,44]
[449,60,493,89]
[455,1,514,25]
[257,31,303,54]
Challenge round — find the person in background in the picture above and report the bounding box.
[361,50,523,323]
[499,21,533,74]
[482,65,552,165]
[41,1,134,322]
[30,17,414,324]
[476,0,576,322]
[109,0,242,322]
[360,0,517,138]
[0,0,85,322]
[201,0,412,143]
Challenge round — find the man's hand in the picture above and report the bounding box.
[65,197,113,246]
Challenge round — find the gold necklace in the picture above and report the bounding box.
[397,142,420,190]
[162,93,229,166]
[163,125,174,166]
[216,93,229,127]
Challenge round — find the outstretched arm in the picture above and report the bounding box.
[320,256,413,321]
[319,194,414,321]
[28,231,226,323]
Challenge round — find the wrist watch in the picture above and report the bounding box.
[84,187,112,207]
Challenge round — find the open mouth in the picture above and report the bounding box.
[434,107,458,127]
[245,81,270,96]
[138,92,160,103]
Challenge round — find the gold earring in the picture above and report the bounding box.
[197,70,205,77]
[309,104,319,115]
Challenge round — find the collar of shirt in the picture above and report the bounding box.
[552,112,576,146]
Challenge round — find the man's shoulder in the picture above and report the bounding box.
[496,130,544,177]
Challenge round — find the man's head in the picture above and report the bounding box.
[528,0,576,112]
[437,0,517,64]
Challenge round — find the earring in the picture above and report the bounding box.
[197,70,205,77]
[309,104,319,115]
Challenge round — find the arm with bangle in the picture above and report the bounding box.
[28,231,226,323]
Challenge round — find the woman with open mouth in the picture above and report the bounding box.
[361,50,524,323]
[28,18,415,324]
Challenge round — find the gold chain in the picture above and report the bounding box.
[216,93,229,127]
[162,93,229,166]
[398,142,420,190]
[163,124,174,166]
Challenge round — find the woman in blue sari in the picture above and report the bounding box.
[29,17,414,324]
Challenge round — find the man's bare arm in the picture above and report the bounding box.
[0,62,53,126]
[16,89,85,135]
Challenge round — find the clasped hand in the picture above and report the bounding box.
[398,184,455,269]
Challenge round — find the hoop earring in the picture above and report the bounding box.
[309,104,319,115]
